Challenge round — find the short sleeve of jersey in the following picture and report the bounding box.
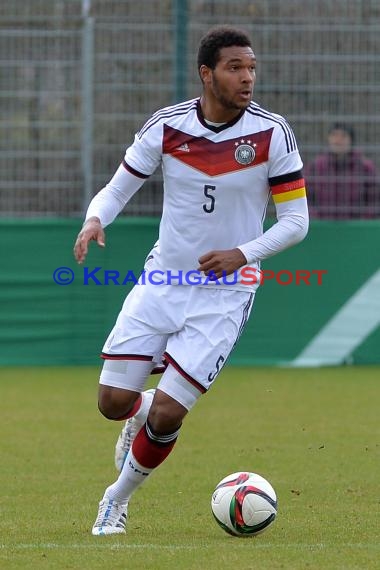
[124,118,163,177]
[268,118,303,178]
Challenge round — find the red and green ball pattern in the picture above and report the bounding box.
[215,472,251,489]
[213,473,277,537]
[230,485,277,535]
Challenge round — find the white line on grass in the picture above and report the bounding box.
[0,543,379,551]
[0,543,199,551]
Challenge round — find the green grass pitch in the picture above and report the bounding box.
[0,365,379,569]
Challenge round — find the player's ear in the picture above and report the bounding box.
[199,64,212,85]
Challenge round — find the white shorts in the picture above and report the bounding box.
[101,281,254,394]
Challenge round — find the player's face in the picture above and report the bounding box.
[205,46,256,113]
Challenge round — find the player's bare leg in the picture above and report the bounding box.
[92,365,201,535]
[115,388,156,471]
[103,388,188,502]
[113,359,168,465]
[92,360,155,535]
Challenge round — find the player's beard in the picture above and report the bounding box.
[211,73,251,111]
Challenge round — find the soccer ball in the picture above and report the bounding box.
[211,471,277,537]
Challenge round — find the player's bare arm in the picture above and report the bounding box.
[74,216,105,264]
[198,248,247,278]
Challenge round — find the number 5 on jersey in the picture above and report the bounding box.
[203,184,216,213]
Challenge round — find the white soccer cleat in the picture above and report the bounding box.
[114,388,155,472]
[91,497,128,536]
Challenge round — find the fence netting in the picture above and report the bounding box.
[1,0,379,217]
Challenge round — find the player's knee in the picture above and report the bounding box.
[97,385,138,420]
[97,399,120,420]
[147,391,187,434]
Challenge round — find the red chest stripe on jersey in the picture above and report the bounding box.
[163,125,273,176]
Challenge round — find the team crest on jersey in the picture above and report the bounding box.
[234,141,256,165]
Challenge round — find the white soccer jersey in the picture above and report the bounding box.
[86,97,308,291]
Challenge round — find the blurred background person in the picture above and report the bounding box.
[305,123,380,219]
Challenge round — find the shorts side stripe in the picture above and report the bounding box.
[163,351,207,394]
[100,352,153,361]
[235,293,254,347]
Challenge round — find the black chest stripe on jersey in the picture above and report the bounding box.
[138,100,198,139]
[163,125,274,176]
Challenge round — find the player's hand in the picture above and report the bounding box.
[73,217,105,264]
[198,248,247,278]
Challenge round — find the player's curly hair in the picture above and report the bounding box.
[197,25,252,71]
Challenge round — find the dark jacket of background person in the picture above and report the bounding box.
[304,124,379,219]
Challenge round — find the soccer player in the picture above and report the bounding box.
[73,25,309,535]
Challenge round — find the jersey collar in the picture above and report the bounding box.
[196,98,246,132]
